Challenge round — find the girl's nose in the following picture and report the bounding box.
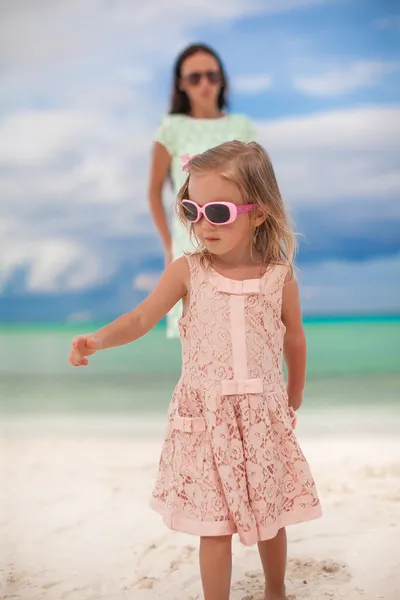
[201,218,217,233]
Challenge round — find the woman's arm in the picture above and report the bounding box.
[69,258,189,366]
[148,142,173,265]
[281,276,307,410]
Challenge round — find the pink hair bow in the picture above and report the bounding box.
[180,153,199,172]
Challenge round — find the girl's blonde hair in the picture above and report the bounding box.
[176,140,296,276]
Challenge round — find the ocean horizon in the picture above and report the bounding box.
[1,313,400,330]
[1,316,399,416]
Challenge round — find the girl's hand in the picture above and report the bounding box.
[288,390,303,411]
[288,406,298,429]
[68,334,100,367]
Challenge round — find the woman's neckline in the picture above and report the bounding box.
[182,113,229,122]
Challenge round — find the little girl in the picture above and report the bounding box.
[68,141,322,600]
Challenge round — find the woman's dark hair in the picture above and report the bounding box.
[169,43,229,115]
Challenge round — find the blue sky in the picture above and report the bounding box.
[0,0,399,322]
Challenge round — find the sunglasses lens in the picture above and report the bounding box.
[184,71,221,86]
[205,204,231,224]
[182,201,198,222]
[186,73,202,86]
[206,71,221,84]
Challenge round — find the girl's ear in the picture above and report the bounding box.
[252,206,267,228]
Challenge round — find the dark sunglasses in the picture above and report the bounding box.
[182,200,255,225]
[181,70,221,86]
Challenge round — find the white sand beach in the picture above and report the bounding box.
[1,411,399,600]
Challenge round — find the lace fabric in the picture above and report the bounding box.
[151,254,321,545]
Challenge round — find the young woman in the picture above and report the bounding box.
[148,43,257,338]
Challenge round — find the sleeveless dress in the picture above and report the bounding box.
[154,113,257,338]
[150,254,322,546]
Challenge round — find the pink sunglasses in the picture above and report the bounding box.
[182,200,255,225]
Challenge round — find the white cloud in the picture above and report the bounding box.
[0,237,114,293]
[1,104,399,294]
[299,254,400,314]
[232,74,273,95]
[133,273,162,292]
[0,0,333,74]
[0,108,150,214]
[0,0,397,299]
[116,67,153,86]
[294,60,400,97]
[0,110,113,165]
[257,105,400,205]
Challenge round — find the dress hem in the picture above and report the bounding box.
[149,497,322,546]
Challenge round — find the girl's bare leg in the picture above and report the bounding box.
[257,527,287,599]
[199,535,233,600]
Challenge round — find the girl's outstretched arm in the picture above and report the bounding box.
[281,275,306,410]
[68,257,189,366]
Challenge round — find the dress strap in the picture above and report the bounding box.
[260,264,289,293]
[184,252,206,289]
[185,252,213,277]
[184,252,199,275]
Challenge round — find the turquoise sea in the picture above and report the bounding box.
[0,317,399,417]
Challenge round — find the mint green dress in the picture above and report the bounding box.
[155,113,257,338]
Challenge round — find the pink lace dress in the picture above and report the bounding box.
[150,254,321,546]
